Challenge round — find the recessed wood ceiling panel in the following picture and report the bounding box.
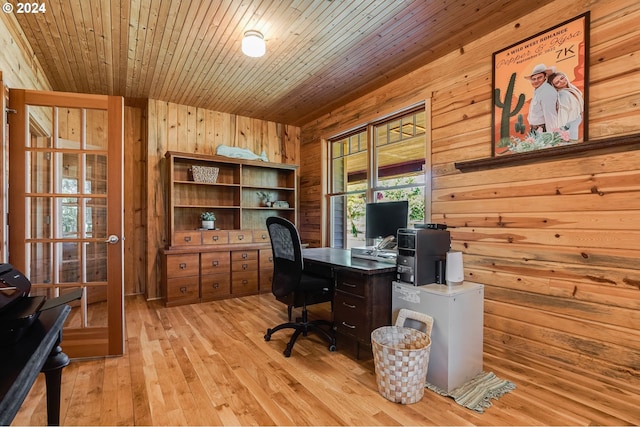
[10,0,555,126]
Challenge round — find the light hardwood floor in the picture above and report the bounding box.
[13,294,640,426]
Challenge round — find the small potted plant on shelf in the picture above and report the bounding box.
[256,191,274,207]
[200,211,216,230]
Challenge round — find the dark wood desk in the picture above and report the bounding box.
[303,248,396,359]
[0,305,71,426]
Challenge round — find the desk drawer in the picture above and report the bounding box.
[336,271,367,297]
[334,290,367,339]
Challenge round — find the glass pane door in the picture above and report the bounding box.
[8,89,123,357]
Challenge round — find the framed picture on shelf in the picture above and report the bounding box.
[492,12,590,156]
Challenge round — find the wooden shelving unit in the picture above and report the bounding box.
[166,151,297,243]
[161,151,297,306]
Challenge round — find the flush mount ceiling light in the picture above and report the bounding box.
[242,30,266,58]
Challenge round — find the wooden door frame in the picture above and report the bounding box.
[7,88,124,356]
[0,73,7,263]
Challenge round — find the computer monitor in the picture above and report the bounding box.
[365,200,409,240]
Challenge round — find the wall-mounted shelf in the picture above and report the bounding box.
[455,134,640,173]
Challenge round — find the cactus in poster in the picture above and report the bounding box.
[494,72,525,140]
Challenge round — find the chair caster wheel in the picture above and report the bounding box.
[283,348,291,357]
[328,344,336,352]
[264,330,272,341]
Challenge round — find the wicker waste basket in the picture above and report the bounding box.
[371,309,434,404]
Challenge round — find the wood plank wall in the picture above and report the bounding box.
[0,10,52,263]
[0,11,51,91]
[300,0,640,383]
[123,105,146,295]
[144,99,300,299]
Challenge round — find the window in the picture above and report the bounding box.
[328,107,427,249]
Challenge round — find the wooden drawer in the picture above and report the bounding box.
[334,290,367,339]
[259,269,273,293]
[232,271,259,295]
[335,271,367,297]
[165,253,200,278]
[229,230,253,244]
[200,251,230,275]
[259,248,273,269]
[253,229,270,243]
[232,259,258,272]
[201,273,231,300]
[232,250,258,262]
[173,230,202,246]
[201,230,229,245]
[165,275,200,305]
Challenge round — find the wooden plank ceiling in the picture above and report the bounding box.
[11,0,555,126]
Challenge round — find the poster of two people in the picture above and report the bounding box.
[492,13,589,156]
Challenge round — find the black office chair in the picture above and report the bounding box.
[264,216,336,357]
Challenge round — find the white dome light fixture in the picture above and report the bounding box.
[242,30,266,58]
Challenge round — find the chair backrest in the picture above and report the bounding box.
[266,217,304,298]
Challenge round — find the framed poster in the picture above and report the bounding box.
[492,13,589,156]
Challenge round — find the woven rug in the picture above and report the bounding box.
[425,371,516,413]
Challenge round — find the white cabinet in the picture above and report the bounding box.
[391,281,484,393]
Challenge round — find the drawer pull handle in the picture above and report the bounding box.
[269,256,273,262]
[341,322,356,329]
[342,302,356,309]
[184,236,191,242]
[242,252,248,259]
[242,279,248,284]
[238,235,244,240]
[342,282,357,288]
[180,287,187,293]
[261,234,267,240]
[213,236,219,241]
[179,263,187,269]
[242,264,248,270]
[212,260,219,266]
[213,283,219,289]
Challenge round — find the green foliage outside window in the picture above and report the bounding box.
[346,177,424,238]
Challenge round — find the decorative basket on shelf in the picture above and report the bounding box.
[190,165,219,183]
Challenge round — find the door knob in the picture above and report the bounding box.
[104,235,120,244]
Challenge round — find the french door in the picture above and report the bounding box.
[8,89,124,358]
